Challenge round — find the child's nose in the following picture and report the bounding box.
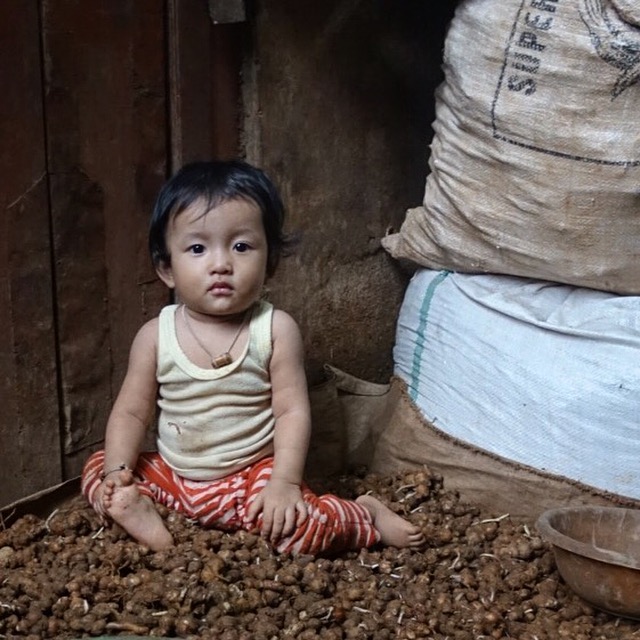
[209,249,232,273]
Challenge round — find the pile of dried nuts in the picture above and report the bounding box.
[1,468,639,639]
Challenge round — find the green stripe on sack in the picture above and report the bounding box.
[409,270,451,402]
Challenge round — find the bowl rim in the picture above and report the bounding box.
[536,506,640,570]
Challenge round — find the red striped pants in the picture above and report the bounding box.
[82,451,379,555]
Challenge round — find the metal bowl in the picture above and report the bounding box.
[536,506,640,620]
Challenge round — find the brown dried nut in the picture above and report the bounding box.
[433,592,453,613]
[174,614,198,636]
[201,555,226,581]
[46,617,65,637]
[261,578,285,593]
[14,576,42,599]
[186,556,203,573]
[252,618,281,638]
[301,565,331,594]
[307,598,335,619]
[464,588,479,602]
[457,567,477,588]
[341,584,365,601]
[261,588,282,607]
[225,567,243,582]
[64,510,93,535]
[477,608,504,632]
[68,613,99,633]
[467,520,500,545]
[434,526,453,545]
[13,607,44,635]
[277,563,303,585]
[65,596,90,618]
[1,470,637,640]
[503,563,539,589]
[233,547,252,563]
[378,558,396,574]
[165,568,188,588]
[162,553,189,572]
[106,620,150,635]
[0,545,16,567]
[162,587,186,605]
[293,592,324,613]
[531,592,559,610]
[91,601,118,618]
[535,576,558,596]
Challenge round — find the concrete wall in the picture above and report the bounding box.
[244,1,456,383]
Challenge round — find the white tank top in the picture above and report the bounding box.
[156,301,275,481]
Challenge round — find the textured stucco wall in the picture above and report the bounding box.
[244,1,455,383]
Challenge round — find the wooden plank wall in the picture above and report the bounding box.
[0,1,243,508]
[0,1,61,502]
[42,0,169,481]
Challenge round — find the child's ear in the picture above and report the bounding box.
[156,261,175,289]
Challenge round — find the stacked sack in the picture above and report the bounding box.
[372,0,640,519]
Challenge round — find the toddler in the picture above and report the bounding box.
[82,160,424,555]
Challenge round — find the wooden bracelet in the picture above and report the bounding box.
[99,463,129,481]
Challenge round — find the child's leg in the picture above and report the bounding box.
[283,490,380,555]
[85,454,272,542]
[241,459,423,555]
[82,451,180,550]
[355,494,425,549]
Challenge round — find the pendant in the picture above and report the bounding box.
[211,352,233,369]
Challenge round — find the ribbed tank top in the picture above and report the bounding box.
[156,300,275,480]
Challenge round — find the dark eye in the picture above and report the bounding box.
[189,244,205,255]
[234,242,250,253]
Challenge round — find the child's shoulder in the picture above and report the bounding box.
[125,315,161,367]
[270,307,298,327]
[132,315,161,349]
[270,307,302,339]
[139,304,179,335]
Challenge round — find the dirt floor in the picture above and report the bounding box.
[1,467,639,639]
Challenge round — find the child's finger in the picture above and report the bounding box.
[244,495,263,524]
[295,500,308,526]
[261,509,274,539]
[244,496,264,533]
[280,507,297,538]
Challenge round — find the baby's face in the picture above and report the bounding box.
[157,197,268,318]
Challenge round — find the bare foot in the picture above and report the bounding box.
[106,483,173,551]
[101,468,135,510]
[356,495,425,549]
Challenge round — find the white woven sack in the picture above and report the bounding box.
[394,268,640,500]
[383,0,640,294]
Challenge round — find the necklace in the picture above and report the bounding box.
[181,304,247,368]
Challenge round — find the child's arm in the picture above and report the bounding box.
[245,310,311,542]
[93,319,159,520]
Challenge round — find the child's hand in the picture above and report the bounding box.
[245,478,308,542]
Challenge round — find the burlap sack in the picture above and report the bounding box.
[371,379,640,522]
[324,365,389,469]
[383,0,640,294]
[394,268,640,499]
[306,365,391,478]
[306,374,347,479]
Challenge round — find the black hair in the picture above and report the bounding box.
[149,160,292,277]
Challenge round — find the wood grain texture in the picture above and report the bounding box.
[0,0,61,505]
